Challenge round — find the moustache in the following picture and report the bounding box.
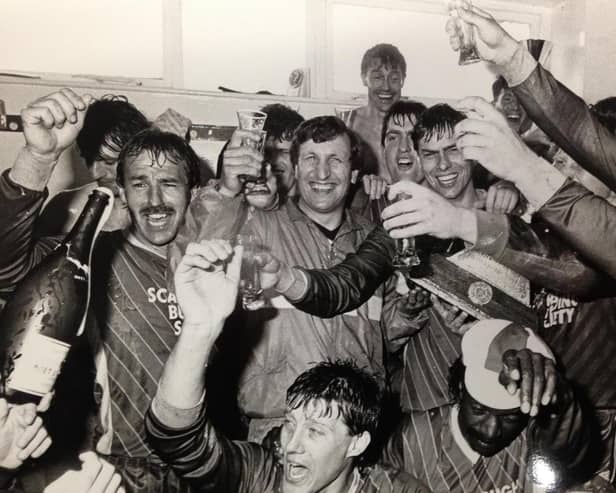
[140,206,175,216]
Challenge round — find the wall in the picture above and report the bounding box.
[583,0,616,103]
[0,80,445,198]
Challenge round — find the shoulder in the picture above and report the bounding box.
[362,464,431,493]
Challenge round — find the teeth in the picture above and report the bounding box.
[311,184,334,191]
[149,213,167,219]
[398,158,411,165]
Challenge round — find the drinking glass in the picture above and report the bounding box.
[334,106,356,127]
[448,0,481,66]
[235,234,266,310]
[236,110,270,195]
[384,192,421,268]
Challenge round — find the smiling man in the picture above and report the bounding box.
[169,116,395,444]
[0,90,212,491]
[382,319,591,493]
[349,44,407,182]
[146,239,430,493]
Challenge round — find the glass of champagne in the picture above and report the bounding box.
[384,191,421,268]
[335,106,356,127]
[448,0,481,66]
[236,110,270,195]
[235,234,266,310]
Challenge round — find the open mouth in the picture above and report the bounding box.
[397,157,413,171]
[309,182,336,194]
[435,172,459,187]
[144,211,173,228]
[285,461,309,484]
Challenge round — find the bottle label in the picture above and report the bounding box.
[8,332,71,397]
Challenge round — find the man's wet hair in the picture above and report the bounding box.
[116,128,208,189]
[260,104,305,142]
[290,116,362,172]
[286,360,382,441]
[412,103,466,151]
[77,95,150,167]
[361,43,407,78]
[491,77,510,101]
[381,100,427,146]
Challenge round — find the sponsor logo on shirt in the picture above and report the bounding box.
[484,480,520,493]
[146,287,184,335]
[542,293,578,328]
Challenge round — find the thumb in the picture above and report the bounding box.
[228,246,243,284]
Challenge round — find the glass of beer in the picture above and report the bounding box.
[236,110,270,195]
[448,0,481,66]
[235,234,266,310]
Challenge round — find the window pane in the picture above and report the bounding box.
[182,0,307,94]
[332,3,531,100]
[0,0,164,79]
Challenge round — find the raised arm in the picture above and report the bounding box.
[0,90,91,297]
[448,4,616,189]
[147,240,277,492]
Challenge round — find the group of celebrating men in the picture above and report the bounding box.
[1,4,616,493]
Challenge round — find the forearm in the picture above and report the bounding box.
[537,180,616,280]
[291,226,395,317]
[9,147,60,192]
[0,170,57,296]
[508,50,616,190]
[156,321,220,413]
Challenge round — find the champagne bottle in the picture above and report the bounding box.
[0,187,113,405]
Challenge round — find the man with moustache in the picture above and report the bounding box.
[0,89,212,491]
[146,239,430,493]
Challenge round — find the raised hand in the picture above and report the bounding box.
[0,399,52,470]
[431,295,474,336]
[485,181,519,214]
[445,3,519,66]
[21,89,93,161]
[499,349,558,417]
[455,97,541,184]
[382,181,475,242]
[220,129,264,196]
[44,452,124,493]
[174,240,241,328]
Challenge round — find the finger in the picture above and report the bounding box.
[517,350,533,414]
[89,459,116,493]
[14,403,37,427]
[494,190,511,214]
[387,224,428,239]
[103,472,123,493]
[229,129,263,147]
[362,175,372,195]
[29,435,52,459]
[370,179,380,200]
[455,97,507,126]
[49,91,80,124]
[204,239,235,262]
[184,241,229,265]
[58,88,87,111]
[485,186,498,214]
[34,99,67,127]
[228,246,243,284]
[18,425,50,460]
[500,349,520,392]
[79,454,104,490]
[382,211,423,232]
[21,106,55,129]
[37,391,55,413]
[451,310,470,334]
[387,180,424,201]
[542,359,557,406]
[430,295,450,320]
[530,353,545,416]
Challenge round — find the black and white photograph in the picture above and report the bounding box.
[0,0,615,491]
